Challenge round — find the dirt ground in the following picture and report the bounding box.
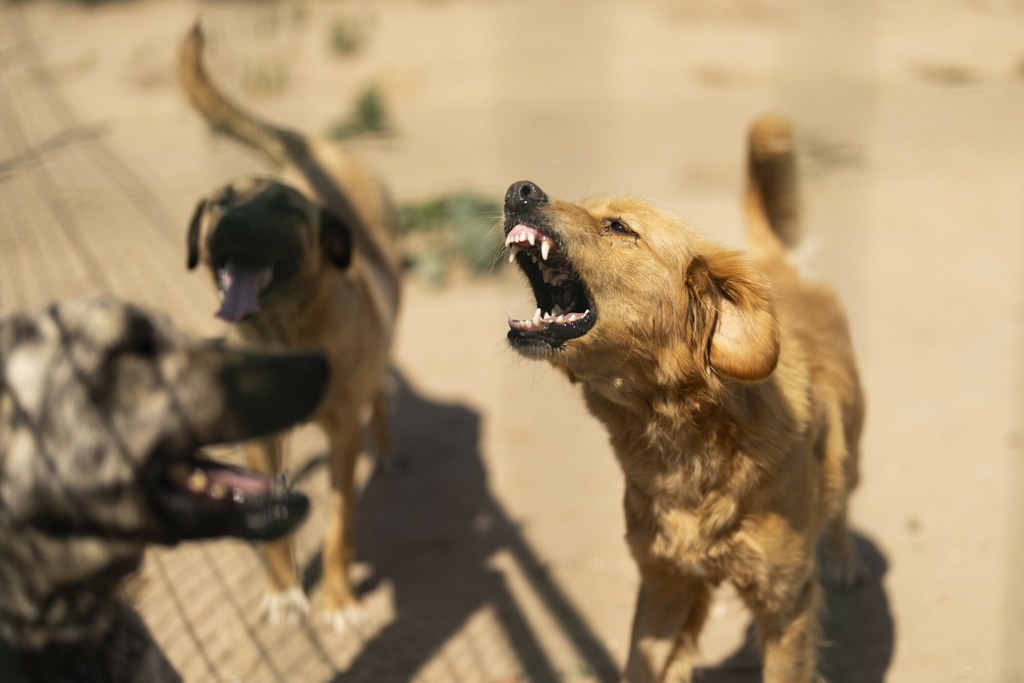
[1,0,1023,681]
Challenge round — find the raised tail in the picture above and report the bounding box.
[744,113,801,262]
[178,22,303,168]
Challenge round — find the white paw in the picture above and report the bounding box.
[258,587,309,625]
[323,606,367,635]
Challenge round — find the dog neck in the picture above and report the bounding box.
[0,534,143,651]
[0,601,179,683]
[579,366,773,478]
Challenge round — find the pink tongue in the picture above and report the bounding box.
[216,261,265,323]
[206,465,272,494]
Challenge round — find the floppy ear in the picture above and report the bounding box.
[685,249,779,382]
[186,199,207,270]
[319,207,352,269]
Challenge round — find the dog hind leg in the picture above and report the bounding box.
[817,502,866,589]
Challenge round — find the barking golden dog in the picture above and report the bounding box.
[179,25,402,631]
[0,298,326,682]
[502,114,864,682]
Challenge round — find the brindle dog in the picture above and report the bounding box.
[179,24,401,631]
[0,298,327,682]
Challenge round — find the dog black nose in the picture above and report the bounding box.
[505,180,548,211]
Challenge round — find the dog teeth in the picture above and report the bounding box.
[231,488,247,503]
[527,233,536,246]
[508,305,592,331]
[540,240,551,261]
[508,251,516,264]
[186,469,209,494]
[209,482,228,500]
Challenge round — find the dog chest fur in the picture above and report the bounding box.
[581,365,824,590]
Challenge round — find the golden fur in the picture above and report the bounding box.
[502,114,864,682]
[179,24,401,630]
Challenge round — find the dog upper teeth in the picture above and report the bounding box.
[504,224,556,257]
[209,482,228,500]
[231,488,247,503]
[186,469,209,494]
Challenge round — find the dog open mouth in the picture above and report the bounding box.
[144,348,327,544]
[152,451,308,543]
[505,223,596,350]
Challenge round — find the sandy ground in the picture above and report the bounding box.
[1,0,1023,681]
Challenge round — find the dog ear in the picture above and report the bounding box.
[320,207,353,269]
[186,199,207,270]
[685,249,779,382]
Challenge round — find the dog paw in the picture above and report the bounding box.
[323,605,367,635]
[258,587,309,625]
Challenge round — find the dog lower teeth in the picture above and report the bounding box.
[507,309,590,331]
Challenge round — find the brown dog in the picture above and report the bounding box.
[501,114,864,682]
[179,25,402,631]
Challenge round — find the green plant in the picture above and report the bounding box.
[327,84,388,140]
[398,191,503,283]
[329,17,366,57]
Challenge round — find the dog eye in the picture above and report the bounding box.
[605,219,637,239]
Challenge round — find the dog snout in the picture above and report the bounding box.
[505,180,549,212]
[193,348,329,444]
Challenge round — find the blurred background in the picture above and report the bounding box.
[0,0,1022,681]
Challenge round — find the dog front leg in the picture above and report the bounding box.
[624,566,711,683]
[320,411,364,633]
[744,576,822,683]
[244,435,309,624]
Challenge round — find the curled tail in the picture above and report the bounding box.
[744,113,801,263]
[178,22,304,168]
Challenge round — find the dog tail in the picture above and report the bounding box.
[178,22,302,168]
[744,113,801,261]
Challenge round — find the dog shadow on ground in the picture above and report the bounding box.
[302,371,619,683]
[699,533,895,683]
[299,371,893,683]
